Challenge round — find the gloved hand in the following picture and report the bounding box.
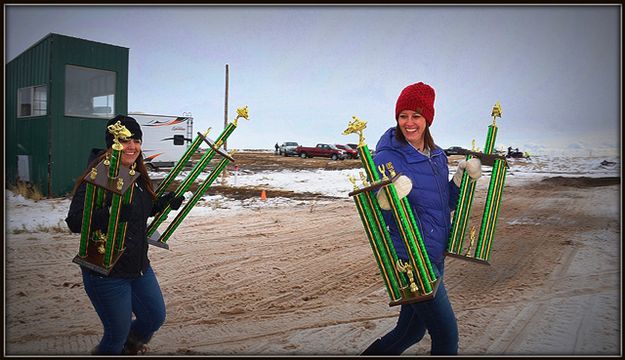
[119,203,141,223]
[375,175,413,210]
[169,194,184,210]
[152,191,185,215]
[452,158,482,187]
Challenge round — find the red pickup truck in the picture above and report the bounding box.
[295,143,346,160]
[335,144,358,159]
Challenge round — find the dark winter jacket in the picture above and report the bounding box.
[373,127,460,264]
[65,149,162,278]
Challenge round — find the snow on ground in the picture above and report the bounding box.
[5,155,620,233]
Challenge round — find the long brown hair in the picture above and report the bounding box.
[71,149,156,199]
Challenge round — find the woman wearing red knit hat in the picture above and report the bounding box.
[362,82,481,355]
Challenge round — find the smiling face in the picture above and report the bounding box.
[118,138,142,167]
[397,110,427,150]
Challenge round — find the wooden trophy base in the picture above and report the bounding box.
[348,174,398,197]
[445,251,491,265]
[198,132,235,162]
[147,230,170,250]
[84,160,140,195]
[72,242,124,276]
[388,277,441,307]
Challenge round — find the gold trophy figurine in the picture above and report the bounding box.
[464,226,477,257]
[396,259,419,293]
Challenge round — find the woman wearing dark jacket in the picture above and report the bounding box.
[362,82,481,355]
[66,115,183,355]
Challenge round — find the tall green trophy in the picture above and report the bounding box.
[343,116,439,306]
[146,106,249,249]
[446,102,509,264]
[72,121,141,275]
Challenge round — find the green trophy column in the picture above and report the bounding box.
[483,124,498,155]
[78,181,97,257]
[155,128,211,197]
[79,158,112,258]
[358,144,380,182]
[355,140,406,282]
[448,155,477,254]
[115,179,135,252]
[351,186,402,302]
[364,189,403,286]
[475,157,507,261]
[103,142,123,268]
[401,196,435,280]
[158,153,232,245]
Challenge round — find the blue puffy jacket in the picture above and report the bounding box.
[373,127,460,264]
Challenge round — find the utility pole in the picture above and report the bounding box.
[221,64,229,184]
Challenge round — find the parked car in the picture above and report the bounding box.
[295,143,346,160]
[346,143,376,157]
[279,142,300,156]
[444,146,467,156]
[335,144,358,159]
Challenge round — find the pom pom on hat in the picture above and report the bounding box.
[105,115,142,149]
[395,82,436,126]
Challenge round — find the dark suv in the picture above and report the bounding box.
[444,146,466,155]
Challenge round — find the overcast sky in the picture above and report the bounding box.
[5,5,621,156]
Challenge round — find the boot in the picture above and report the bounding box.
[361,338,384,355]
[122,332,148,355]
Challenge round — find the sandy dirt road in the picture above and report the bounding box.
[4,155,620,355]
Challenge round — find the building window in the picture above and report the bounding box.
[65,65,116,118]
[17,85,48,117]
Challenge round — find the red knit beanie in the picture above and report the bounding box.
[395,82,436,126]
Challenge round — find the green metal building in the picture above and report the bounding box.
[6,33,129,197]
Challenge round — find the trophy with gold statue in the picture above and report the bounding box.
[72,121,141,275]
[146,106,250,249]
[343,116,439,306]
[446,102,509,264]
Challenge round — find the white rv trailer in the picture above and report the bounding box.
[128,113,193,170]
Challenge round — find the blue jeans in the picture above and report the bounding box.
[81,265,166,355]
[363,261,458,355]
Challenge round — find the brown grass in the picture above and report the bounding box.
[9,181,45,201]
